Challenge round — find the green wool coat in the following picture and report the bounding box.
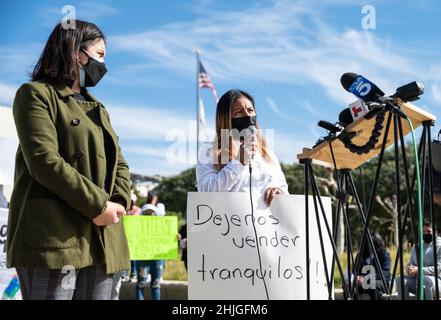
[7,81,131,274]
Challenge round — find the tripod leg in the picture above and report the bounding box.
[350,112,393,299]
[342,172,357,299]
[347,172,391,299]
[302,159,311,300]
[307,162,333,299]
[329,175,343,290]
[394,114,406,300]
[425,121,439,300]
[309,164,351,299]
[390,117,422,294]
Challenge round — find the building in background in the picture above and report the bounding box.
[130,173,162,198]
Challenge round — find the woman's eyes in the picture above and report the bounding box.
[233,108,254,115]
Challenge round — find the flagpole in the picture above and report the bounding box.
[195,49,200,162]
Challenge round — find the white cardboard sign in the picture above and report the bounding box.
[187,192,333,300]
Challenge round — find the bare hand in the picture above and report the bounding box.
[407,265,417,276]
[93,201,126,226]
[264,187,283,207]
[236,139,258,166]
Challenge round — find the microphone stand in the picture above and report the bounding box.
[246,127,269,299]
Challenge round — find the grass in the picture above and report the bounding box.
[163,252,188,281]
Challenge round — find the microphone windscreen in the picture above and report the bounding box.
[393,81,424,102]
[340,73,359,91]
[338,108,353,126]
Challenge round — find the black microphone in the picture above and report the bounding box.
[338,100,381,126]
[392,81,424,102]
[340,72,385,103]
[338,108,353,127]
[318,120,343,133]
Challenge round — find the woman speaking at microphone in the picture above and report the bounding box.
[7,20,131,300]
[197,89,288,206]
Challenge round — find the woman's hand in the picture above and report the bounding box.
[93,201,126,226]
[264,187,283,207]
[236,139,258,166]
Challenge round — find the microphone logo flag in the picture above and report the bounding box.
[349,99,369,121]
[349,76,373,97]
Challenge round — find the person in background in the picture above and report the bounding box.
[178,223,188,271]
[354,233,391,300]
[125,193,142,282]
[396,222,441,300]
[128,193,142,215]
[136,191,165,300]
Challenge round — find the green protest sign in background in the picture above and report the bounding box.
[123,216,178,260]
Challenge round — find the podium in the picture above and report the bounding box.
[297,100,438,300]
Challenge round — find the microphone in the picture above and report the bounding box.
[392,81,424,102]
[247,125,257,170]
[338,99,370,126]
[318,120,343,133]
[341,72,409,118]
[340,72,385,102]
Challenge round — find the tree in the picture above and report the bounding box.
[152,167,197,218]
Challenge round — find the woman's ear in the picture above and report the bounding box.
[77,50,89,66]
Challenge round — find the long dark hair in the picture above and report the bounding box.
[31,20,105,86]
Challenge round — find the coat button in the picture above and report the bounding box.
[75,150,84,159]
[71,118,80,126]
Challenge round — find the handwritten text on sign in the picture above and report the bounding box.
[187,193,333,300]
[123,216,178,260]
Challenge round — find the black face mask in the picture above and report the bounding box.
[80,51,107,87]
[231,115,257,132]
[423,233,433,244]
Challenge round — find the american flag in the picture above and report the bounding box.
[198,61,219,103]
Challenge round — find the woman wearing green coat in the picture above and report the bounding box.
[7,20,131,300]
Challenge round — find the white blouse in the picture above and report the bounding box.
[196,145,289,195]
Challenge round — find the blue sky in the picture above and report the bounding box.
[1,0,441,176]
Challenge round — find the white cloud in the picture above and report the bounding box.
[431,84,441,105]
[108,0,427,106]
[272,131,315,165]
[0,82,18,106]
[123,146,167,158]
[105,103,196,142]
[0,44,40,82]
[266,97,305,125]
